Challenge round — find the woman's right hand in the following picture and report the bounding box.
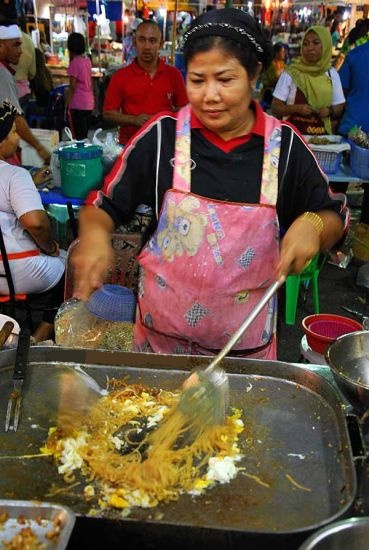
[133,113,151,127]
[36,144,51,165]
[295,104,314,116]
[71,232,114,301]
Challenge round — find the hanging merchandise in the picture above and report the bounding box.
[93,4,111,38]
[73,15,87,35]
[53,0,87,8]
[142,2,150,19]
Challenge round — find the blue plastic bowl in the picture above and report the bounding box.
[85,284,136,322]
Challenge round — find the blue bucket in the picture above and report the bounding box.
[85,284,136,322]
[349,140,369,180]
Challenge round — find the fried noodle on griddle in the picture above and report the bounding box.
[43,381,244,511]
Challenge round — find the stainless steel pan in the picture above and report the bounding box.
[326,330,369,415]
[0,347,358,544]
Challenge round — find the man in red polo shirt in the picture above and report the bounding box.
[103,20,188,145]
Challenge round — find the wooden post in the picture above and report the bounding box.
[96,0,102,73]
[49,5,54,55]
[170,0,178,66]
[122,0,125,56]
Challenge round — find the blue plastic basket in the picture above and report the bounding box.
[314,150,342,175]
[85,284,136,322]
[349,140,369,180]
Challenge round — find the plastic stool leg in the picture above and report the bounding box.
[285,275,301,325]
[312,272,320,314]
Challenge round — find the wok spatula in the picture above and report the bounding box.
[178,277,285,427]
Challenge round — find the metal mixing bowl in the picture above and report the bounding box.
[299,517,369,549]
[325,330,369,413]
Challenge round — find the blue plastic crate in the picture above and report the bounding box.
[349,140,369,180]
[304,135,349,175]
[314,150,342,175]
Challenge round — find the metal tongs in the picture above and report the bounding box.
[5,327,31,432]
[178,277,285,427]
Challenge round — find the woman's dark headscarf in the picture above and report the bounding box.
[0,100,19,142]
[182,8,272,69]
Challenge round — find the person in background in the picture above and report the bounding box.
[260,42,286,111]
[352,18,369,48]
[272,25,345,135]
[72,8,347,360]
[334,18,369,71]
[330,20,341,49]
[339,38,369,137]
[39,30,51,57]
[0,100,65,342]
[11,22,36,112]
[66,32,94,141]
[103,20,187,145]
[338,37,369,244]
[0,24,50,163]
[30,47,53,108]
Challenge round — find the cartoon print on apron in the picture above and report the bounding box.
[134,105,282,359]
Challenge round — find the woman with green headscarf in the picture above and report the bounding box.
[271,25,345,135]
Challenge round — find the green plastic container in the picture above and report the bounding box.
[59,142,103,199]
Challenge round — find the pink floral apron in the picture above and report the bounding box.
[133,105,282,359]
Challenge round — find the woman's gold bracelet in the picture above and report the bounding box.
[301,212,324,236]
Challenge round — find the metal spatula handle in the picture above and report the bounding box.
[13,328,31,380]
[205,277,285,374]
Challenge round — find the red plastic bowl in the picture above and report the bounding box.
[302,314,363,355]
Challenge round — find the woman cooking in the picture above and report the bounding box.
[271,25,345,135]
[72,8,347,360]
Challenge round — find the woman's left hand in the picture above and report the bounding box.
[316,106,330,119]
[31,167,52,186]
[277,217,321,279]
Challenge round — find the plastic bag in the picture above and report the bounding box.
[50,150,61,187]
[55,298,134,350]
[92,128,123,172]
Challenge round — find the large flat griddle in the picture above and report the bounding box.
[0,347,357,542]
